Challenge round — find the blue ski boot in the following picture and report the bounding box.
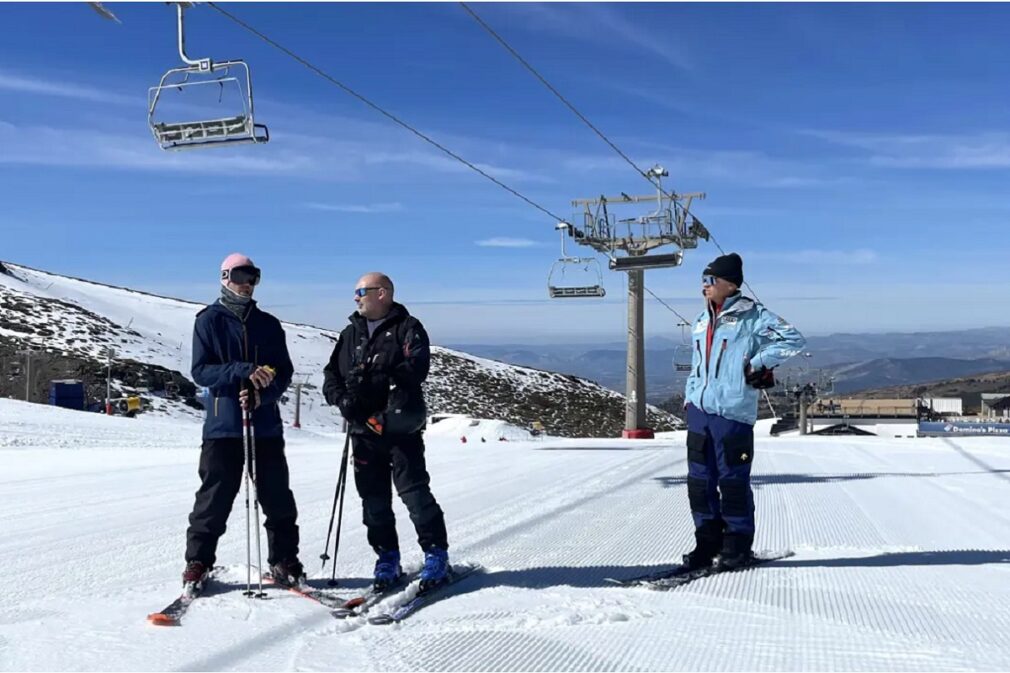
[418,547,450,593]
[373,550,402,592]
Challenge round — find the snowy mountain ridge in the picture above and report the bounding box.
[0,261,682,436]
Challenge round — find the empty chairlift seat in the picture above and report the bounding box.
[547,257,606,298]
[148,65,269,150]
[148,4,269,151]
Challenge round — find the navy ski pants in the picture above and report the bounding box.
[685,403,756,536]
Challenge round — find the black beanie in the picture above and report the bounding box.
[704,253,743,287]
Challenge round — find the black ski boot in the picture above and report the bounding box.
[269,558,307,588]
[682,519,725,570]
[715,533,755,571]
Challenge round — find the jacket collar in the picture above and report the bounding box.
[209,299,258,321]
[705,292,755,320]
[348,301,409,331]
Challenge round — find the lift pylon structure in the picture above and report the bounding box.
[561,167,709,438]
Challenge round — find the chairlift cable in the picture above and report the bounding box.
[460,2,658,192]
[644,286,691,324]
[461,3,765,303]
[206,2,567,225]
[460,3,679,203]
[209,3,757,309]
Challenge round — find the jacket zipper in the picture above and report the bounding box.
[714,339,727,378]
[694,340,701,378]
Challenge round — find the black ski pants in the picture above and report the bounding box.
[351,432,448,554]
[185,437,300,566]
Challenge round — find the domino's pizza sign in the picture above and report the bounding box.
[918,421,1010,437]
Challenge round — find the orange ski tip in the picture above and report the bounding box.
[147,613,179,626]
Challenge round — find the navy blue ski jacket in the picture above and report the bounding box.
[191,300,293,439]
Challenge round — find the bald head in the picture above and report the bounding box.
[354,272,394,319]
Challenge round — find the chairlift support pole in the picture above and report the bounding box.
[562,168,707,439]
[625,269,647,436]
[16,348,35,402]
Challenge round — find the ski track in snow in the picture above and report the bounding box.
[2,399,1010,671]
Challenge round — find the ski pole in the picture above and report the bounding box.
[328,435,351,586]
[242,388,254,597]
[244,382,267,599]
[320,425,351,573]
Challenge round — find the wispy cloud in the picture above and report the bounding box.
[303,202,404,214]
[805,129,1010,169]
[0,69,136,106]
[746,248,880,265]
[475,237,543,248]
[500,4,694,73]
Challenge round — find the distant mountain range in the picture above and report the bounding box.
[845,369,1010,414]
[450,328,1010,401]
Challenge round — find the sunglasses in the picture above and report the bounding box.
[223,265,261,286]
[354,286,383,298]
[702,275,719,287]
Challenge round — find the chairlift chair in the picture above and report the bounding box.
[148,4,269,150]
[672,321,693,372]
[547,223,606,298]
[673,344,693,372]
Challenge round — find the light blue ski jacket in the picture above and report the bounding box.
[684,293,806,426]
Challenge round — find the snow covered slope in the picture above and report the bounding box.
[0,262,681,436]
[2,398,1009,671]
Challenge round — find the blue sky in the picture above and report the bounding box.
[2,2,1008,344]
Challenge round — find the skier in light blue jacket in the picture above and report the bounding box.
[682,253,805,570]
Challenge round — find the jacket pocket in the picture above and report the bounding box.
[714,339,728,378]
[686,431,708,464]
[214,397,219,417]
[694,340,702,378]
[723,432,754,467]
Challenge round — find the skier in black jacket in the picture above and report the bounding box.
[322,272,449,592]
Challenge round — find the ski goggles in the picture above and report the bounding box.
[354,286,383,298]
[222,265,261,286]
[702,275,719,287]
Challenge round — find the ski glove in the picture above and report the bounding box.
[344,365,368,397]
[365,414,385,435]
[745,365,776,390]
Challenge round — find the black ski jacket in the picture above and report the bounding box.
[322,302,430,436]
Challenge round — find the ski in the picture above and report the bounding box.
[367,563,482,625]
[604,564,697,587]
[262,573,353,609]
[330,573,417,619]
[606,551,794,588]
[645,550,794,590]
[147,567,221,626]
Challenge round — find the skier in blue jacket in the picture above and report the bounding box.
[181,253,302,589]
[682,253,806,570]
